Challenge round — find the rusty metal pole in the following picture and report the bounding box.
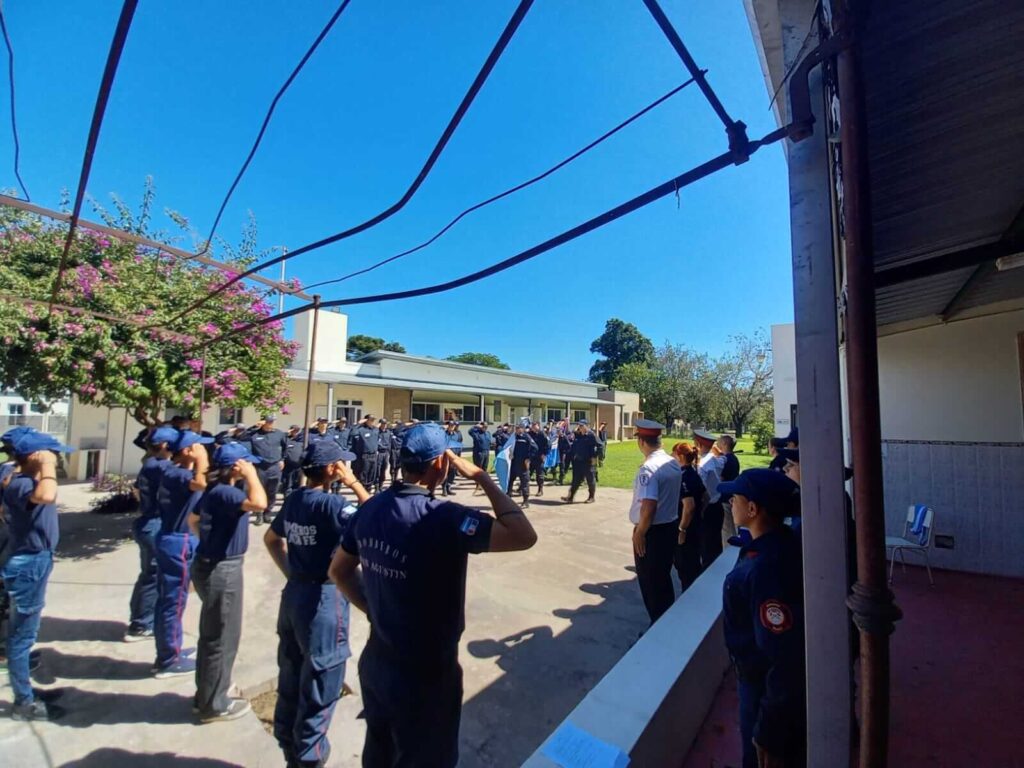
[301,296,321,450]
[834,4,902,767]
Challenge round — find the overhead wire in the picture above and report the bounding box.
[197,124,790,352]
[158,0,536,329]
[304,75,700,292]
[48,0,139,309]
[0,1,28,200]
[200,0,354,253]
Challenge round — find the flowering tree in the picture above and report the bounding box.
[0,185,300,425]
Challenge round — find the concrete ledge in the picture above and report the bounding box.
[523,552,735,767]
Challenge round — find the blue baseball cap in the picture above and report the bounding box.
[719,469,800,517]
[578,418,588,425]
[11,431,74,455]
[170,430,214,453]
[2,425,37,446]
[149,426,180,445]
[303,441,355,468]
[399,423,448,463]
[212,442,262,467]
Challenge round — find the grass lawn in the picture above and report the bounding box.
[597,435,771,490]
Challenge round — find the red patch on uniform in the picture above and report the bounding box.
[744,551,759,559]
[759,600,793,634]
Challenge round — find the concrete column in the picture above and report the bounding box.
[327,384,335,421]
[479,394,485,422]
[782,6,852,763]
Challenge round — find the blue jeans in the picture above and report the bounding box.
[128,516,161,631]
[3,550,54,704]
[154,532,196,669]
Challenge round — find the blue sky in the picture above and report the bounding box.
[2,0,792,380]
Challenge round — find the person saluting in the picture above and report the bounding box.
[329,423,537,768]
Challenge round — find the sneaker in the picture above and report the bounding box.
[154,658,196,679]
[123,626,154,643]
[199,697,251,723]
[12,699,61,721]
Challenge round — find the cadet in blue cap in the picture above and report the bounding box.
[350,415,381,491]
[189,441,267,722]
[264,439,369,768]
[718,468,805,768]
[329,423,538,767]
[152,429,213,678]
[2,430,72,720]
[468,421,491,474]
[123,426,178,643]
[245,416,289,526]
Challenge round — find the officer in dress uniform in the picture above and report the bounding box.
[328,423,538,767]
[528,422,549,497]
[264,441,370,767]
[152,429,213,679]
[124,426,177,643]
[694,428,726,568]
[375,420,393,493]
[468,421,491,473]
[507,420,538,508]
[629,420,682,625]
[247,416,289,526]
[281,426,305,497]
[562,419,599,504]
[717,435,741,545]
[718,469,805,768]
[350,415,380,491]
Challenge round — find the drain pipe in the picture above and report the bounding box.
[834,3,902,767]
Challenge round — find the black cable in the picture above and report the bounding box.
[160,0,535,329]
[197,124,790,351]
[304,76,699,292]
[640,0,736,130]
[201,0,354,253]
[49,0,139,307]
[0,2,29,200]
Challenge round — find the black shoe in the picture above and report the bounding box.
[585,497,595,504]
[537,488,544,497]
[261,512,274,525]
[522,500,530,509]
[252,513,264,526]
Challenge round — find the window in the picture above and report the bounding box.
[218,407,242,426]
[444,407,463,422]
[7,404,25,416]
[623,412,631,426]
[546,408,563,423]
[572,410,589,423]
[412,403,442,422]
[336,399,363,423]
[461,405,481,422]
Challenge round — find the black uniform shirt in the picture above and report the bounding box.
[510,432,538,464]
[570,431,599,463]
[530,429,550,456]
[378,428,393,452]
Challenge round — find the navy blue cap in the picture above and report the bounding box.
[170,430,214,453]
[213,442,262,467]
[786,427,799,445]
[719,469,800,516]
[2,425,37,446]
[779,449,799,464]
[11,431,74,455]
[578,418,588,425]
[149,426,179,445]
[303,441,355,467]
[400,423,448,463]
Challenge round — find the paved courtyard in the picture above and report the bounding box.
[0,478,648,767]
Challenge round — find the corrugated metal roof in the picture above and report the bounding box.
[957,264,1024,312]
[875,267,975,326]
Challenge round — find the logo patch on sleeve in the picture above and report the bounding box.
[460,516,479,536]
[638,472,649,487]
[759,600,793,634]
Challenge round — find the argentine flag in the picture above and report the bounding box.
[495,429,516,493]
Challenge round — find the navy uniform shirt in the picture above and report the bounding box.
[377,428,393,453]
[390,425,405,453]
[722,526,806,754]
[510,433,538,464]
[350,426,380,455]
[272,487,356,581]
[557,431,573,453]
[530,429,550,456]
[340,484,493,664]
[284,435,304,465]
[3,474,59,555]
[303,428,331,445]
[569,431,598,463]
[157,464,203,535]
[445,429,463,455]
[135,456,170,519]
[249,428,288,465]
[468,426,491,454]
[494,429,509,451]
[0,460,17,487]
[196,483,249,561]
[679,465,706,504]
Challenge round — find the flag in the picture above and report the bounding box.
[495,432,516,492]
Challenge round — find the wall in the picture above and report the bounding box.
[771,323,798,438]
[877,311,1024,442]
[292,308,348,373]
[65,398,146,478]
[383,388,412,424]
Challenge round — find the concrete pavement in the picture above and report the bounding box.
[1,476,650,767]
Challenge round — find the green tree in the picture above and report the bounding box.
[588,318,655,384]
[347,335,406,360]
[0,183,298,426]
[445,352,510,369]
[613,362,673,426]
[711,330,773,437]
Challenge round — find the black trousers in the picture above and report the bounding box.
[533,460,545,490]
[635,522,677,625]
[258,468,281,518]
[192,556,244,715]
[375,452,390,490]
[506,462,530,501]
[568,462,596,499]
[281,463,303,497]
[558,452,572,483]
[354,453,378,490]
[674,508,704,594]
[389,450,401,482]
[472,451,489,473]
[701,501,725,569]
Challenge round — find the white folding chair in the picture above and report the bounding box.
[885,505,935,586]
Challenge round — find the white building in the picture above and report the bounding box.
[0,389,69,439]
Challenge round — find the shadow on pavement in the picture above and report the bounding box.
[38,617,127,643]
[0,689,196,727]
[54,510,132,561]
[60,749,244,767]
[34,648,154,681]
[459,577,646,768]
